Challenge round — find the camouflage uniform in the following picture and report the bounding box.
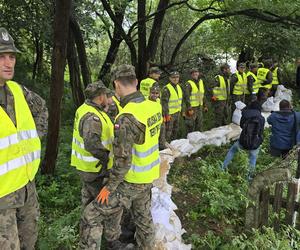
[210,74,231,127]
[80,89,155,250]
[0,83,48,249]
[107,95,120,122]
[76,99,110,208]
[183,80,204,133]
[161,83,181,142]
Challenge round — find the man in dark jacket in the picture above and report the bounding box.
[267,99,300,158]
[222,100,265,180]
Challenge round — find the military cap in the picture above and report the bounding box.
[249,63,258,69]
[84,80,110,99]
[111,64,136,82]
[169,71,180,76]
[149,67,162,74]
[0,28,20,53]
[238,62,246,68]
[150,82,160,92]
[190,68,199,74]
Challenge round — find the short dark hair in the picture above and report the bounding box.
[279,99,291,110]
[117,76,137,86]
[220,63,230,71]
[248,100,262,111]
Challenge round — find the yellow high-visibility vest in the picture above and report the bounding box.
[198,79,205,106]
[257,68,272,89]
[233,72,249,95]
[140,77,156,98]
[112,95,122,114]
[0,81,41,198]
[116,100,162,184]
[166,83,182,114]
[71,103,114,172]
[213,75,230,101]
[272,67,279,86]
[247,71,260,94]
[187,80,200,107]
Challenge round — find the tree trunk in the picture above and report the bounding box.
[146,0,170,63]
[32,34,43,80]
[67,28,85,107]
[41,0,72,175]
[69,15,91,87]
[98,3,127,85]
[137,0,147,82]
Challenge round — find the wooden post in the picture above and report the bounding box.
[285,182,298,225]
[273,183,284,231]
[259,188,270,227]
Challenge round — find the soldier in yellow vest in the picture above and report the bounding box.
[246,63,260,101]
[210,64,231,127]
[183,68,207,133]
[161,71,183,142]
[0,28,48,249]
[257,59,273,95]
[139,66,161,98]
[271,60,282,96]
[71,81,113,209]
[106,89,122,121]
[80,65,162,250]
[230,62,249,104]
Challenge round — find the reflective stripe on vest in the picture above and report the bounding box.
[71,103,114,172]
[233,72,248,95]
[116,100,162,184]
[0,81,41,198]
[272,67,279,85]
[198,79,205,106]
[140,78,156,98]
[112,95,122,114]
[166,83,182,114]
[213,75,229,101]
[247,71,260,94]
[187,80,200,107]
[257,68,272,89]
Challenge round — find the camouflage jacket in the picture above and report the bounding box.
[0,82,48,209]
[106,91,146,193]
[78,100,110,167]
[161,83,180,116]
[183,79,206,109]
[0,82,48,137]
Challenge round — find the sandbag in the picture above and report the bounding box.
[170,139,194,157]
[275,85,292,102]
[232,101,246,125]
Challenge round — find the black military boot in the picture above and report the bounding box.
[107,240,135,250]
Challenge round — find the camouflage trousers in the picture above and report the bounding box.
[77,170,106,208]
[185,106,203,134]
[159,122,167,150]
[0,181,40,250]
[165,112,180,142]
[213,100,229,127]
[80,181,154,250]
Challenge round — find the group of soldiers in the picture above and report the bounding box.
[0,26,282,250]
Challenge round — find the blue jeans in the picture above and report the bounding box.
[223,141,260,176]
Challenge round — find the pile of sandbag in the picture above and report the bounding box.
[262,85,292,112]
[152,85,292,249]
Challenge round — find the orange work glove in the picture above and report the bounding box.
[186,109,194,117]
[163,115,172,122]
[211,96,217,102]
[96,186,110,205]
[203,106,208,112]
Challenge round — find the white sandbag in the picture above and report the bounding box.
[170,139,194,157]
[226,123,242,142]
[187,131,207,145]
[232,101,246,125]
[262,97,275,112]
[275,85,292,102]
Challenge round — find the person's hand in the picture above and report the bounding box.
[211,96,217,102]
[186,108,194,117]
[96,186,110,205]
[163,115,172,122]
[203,106,208,112]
